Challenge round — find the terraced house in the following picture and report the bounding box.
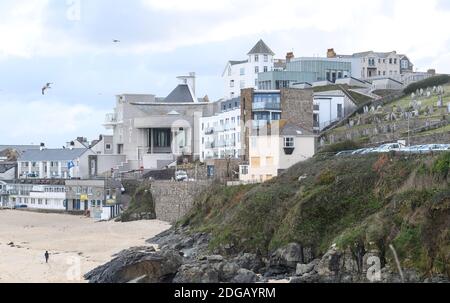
[17,146,95,179]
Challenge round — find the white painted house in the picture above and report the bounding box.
[17,147,95,179]
[199,98,242,162]
[240,121,316,183]
[313,90,357,132]
[222,40,275,99]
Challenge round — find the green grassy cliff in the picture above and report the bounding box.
[180,152,450,278]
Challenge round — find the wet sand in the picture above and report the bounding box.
[0,210,171,283]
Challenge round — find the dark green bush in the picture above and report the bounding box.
[404,75,450,95]
[320,140,361,153]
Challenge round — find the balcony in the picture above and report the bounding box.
[252,101,281,111]
[252,120,269,129]
[205,142,215,149]
[204,128,214,135]
[103,113,121,129]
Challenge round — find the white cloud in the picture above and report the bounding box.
[141,0,234,12]
[0,98,108,146]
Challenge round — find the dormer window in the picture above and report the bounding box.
[255,55,259,62]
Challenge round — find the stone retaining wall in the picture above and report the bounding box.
[150,180,211,223]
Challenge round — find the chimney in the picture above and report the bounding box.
[40,143,45,151]
[69,141,75,150]
[286,52,295,63]
[327,48,337,58]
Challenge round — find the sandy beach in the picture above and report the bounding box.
[0,210,171,283]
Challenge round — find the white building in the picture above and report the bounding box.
[17,147,95,179]
[222,40,275,99]
[313,90,357,132]
[239,121,316,183]
[0,181,8,207]
[103,73,215,172]
[199,98,242,161]
[7,183,67,210]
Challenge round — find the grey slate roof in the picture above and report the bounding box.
[18,148,89,162]
[352,51,395,58]
[229,60,248,66]
[164,84,195,103]
[0,145,40,153]
[248,39,275,56]
[281,122,314,137]
[0,163,15,174]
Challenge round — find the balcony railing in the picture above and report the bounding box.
[252,120,269,129]
[253,102,281,111]
[205,128,214,135]
[105,113,118,124]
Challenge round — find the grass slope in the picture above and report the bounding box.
[181,153,450,278]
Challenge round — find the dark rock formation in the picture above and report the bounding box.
[84,247,182,283]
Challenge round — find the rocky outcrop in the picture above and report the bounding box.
[84,247,182,283]
[85,229,449,284]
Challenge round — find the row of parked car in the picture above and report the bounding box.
[336,143,450,156]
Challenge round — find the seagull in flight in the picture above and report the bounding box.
[42,83,53,95]
[112,39,120,43]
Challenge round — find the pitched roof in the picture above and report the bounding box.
[280,121,314,136]
[0,163,15,174]
[229,60,248,66]
[164,84,196,103]
[248,39,275,56]
[0,145,40,153]
[352,51,396,58]
[18,148,89,162]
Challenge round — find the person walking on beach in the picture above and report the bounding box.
[44,251,49,263]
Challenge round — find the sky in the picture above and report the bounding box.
[0,0,449,147]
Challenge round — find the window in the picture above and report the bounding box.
[230,92,235,99]
[240,165,249,175]
[394,59,397,64]
[389,58,393,64]
[240,68,245,76]
[264,55,268,62]
[105,144,111,150]
[255,66,259,74]
[284,137,295,148]
[337,104,343,118]
[230,80,235,88]
[251,157,261,168]
[255,55,259,62]
[154,129,171,148]
[264,66,268,72]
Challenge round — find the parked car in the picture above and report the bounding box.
[175,170,188,182]
[374,143,404,153]
[336,150,355,156]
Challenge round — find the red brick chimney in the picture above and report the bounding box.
[327,48,337,58]
[286,52,295,63]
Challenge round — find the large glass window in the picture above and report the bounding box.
[154,129,171,148]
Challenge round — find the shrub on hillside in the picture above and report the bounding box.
[320,140,361,153]
[432,152,450,180]
[404,75,450,95]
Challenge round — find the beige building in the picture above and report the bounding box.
[240,121,316,183]
[353,51,403,79]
